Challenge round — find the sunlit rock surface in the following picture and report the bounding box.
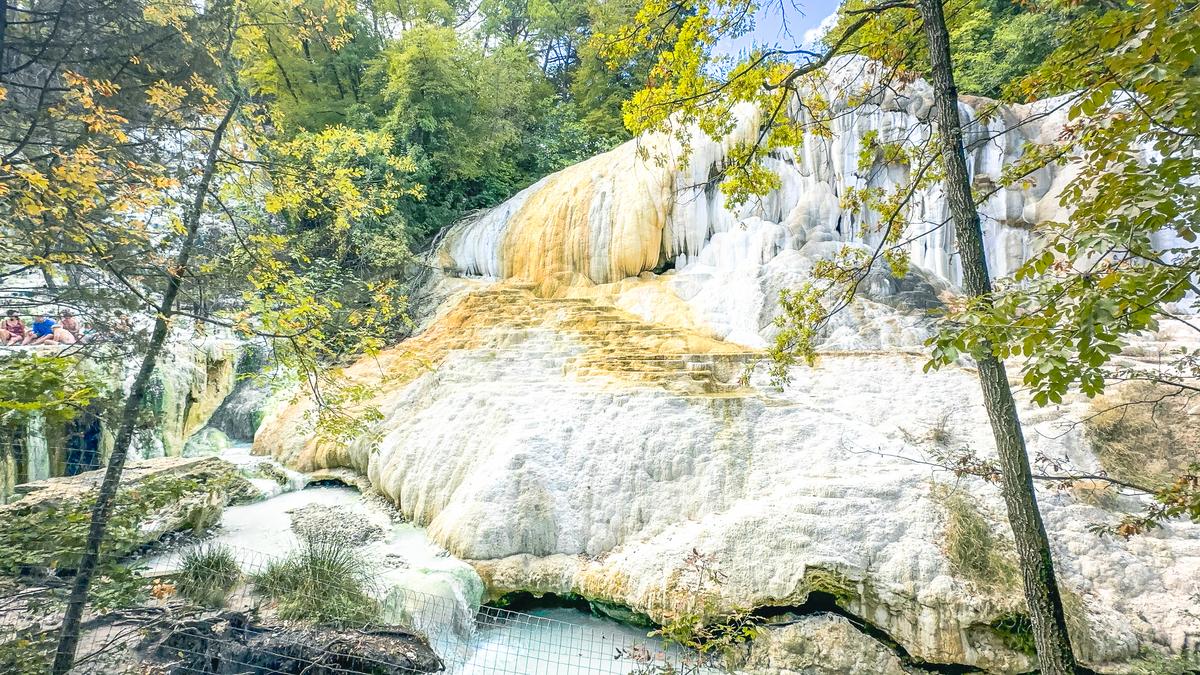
[439,56,1072,349]
[741,614,910,675]
[259,57,1199,673]
[258,283,1200,672]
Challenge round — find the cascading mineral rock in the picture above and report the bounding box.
[257,57,1200,674]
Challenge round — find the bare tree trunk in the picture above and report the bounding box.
[914,0,1079,672]
[51,98,239,675]
[1,0,8,69]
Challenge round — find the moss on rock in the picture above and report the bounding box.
[0,457,254,575]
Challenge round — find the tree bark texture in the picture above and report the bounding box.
[914,0,1079,672]
[51,98,240,675]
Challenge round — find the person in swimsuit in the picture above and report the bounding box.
[60,310,83,342]
[27,314,58,345]
[1,311,26,345]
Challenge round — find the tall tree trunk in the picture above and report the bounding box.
[1,0,8,70]
[51,98,239,675]
[914,0,1079,672]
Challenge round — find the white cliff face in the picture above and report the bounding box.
[257,58,1199,673]
[438,56,1074,349]
[257,284,1200,673]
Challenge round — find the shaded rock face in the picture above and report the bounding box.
[256,60,1200,674]
[204,376,271,444]
[0,336,243,502]
[147,337,242,458]
[58,608,443,675]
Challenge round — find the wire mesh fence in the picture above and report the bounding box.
[3,540,712,675]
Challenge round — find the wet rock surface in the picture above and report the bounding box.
[49,607,443,675]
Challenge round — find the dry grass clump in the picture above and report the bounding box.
[1068,479,1120,510]
[900,409,958,447]
[931,484,1019,594]
[1086,381,1199,490]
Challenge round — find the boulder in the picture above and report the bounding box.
[1,457,257,570]
[739,614,910,675]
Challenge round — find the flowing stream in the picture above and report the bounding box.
[146,445,673,674]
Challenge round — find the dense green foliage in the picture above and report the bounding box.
[0,354,113,426]
[0,471,238,610]
[941,0,1069,98]
[233,0,664,247]
[830,0,1081,100]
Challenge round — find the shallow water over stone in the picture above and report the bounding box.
[451,606,665,674]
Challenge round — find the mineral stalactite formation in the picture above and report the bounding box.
[439,57,1071,348]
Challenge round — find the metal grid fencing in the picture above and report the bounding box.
[4,541,712,675]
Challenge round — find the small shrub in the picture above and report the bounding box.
[1126,648,1200,675]
[176,544,241,607]
[900,409,958,447]
[928,409,956,446]
[633,550,760,673]
[932,484,1020,593]
[252,534,379,626]
[0,631,55,675]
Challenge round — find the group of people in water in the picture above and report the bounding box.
[1,309,85,346]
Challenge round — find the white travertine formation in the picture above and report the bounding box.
[439,56,1074,348]
[258,284,1200,673]
[258,58,1199,673]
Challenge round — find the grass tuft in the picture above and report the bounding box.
[1058,584,1100,662]
[932,484,1019,594]
[176,544,241,608]
[1126,648,1200,675]
[1086,381,1199,490]
[252,534,379,626]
